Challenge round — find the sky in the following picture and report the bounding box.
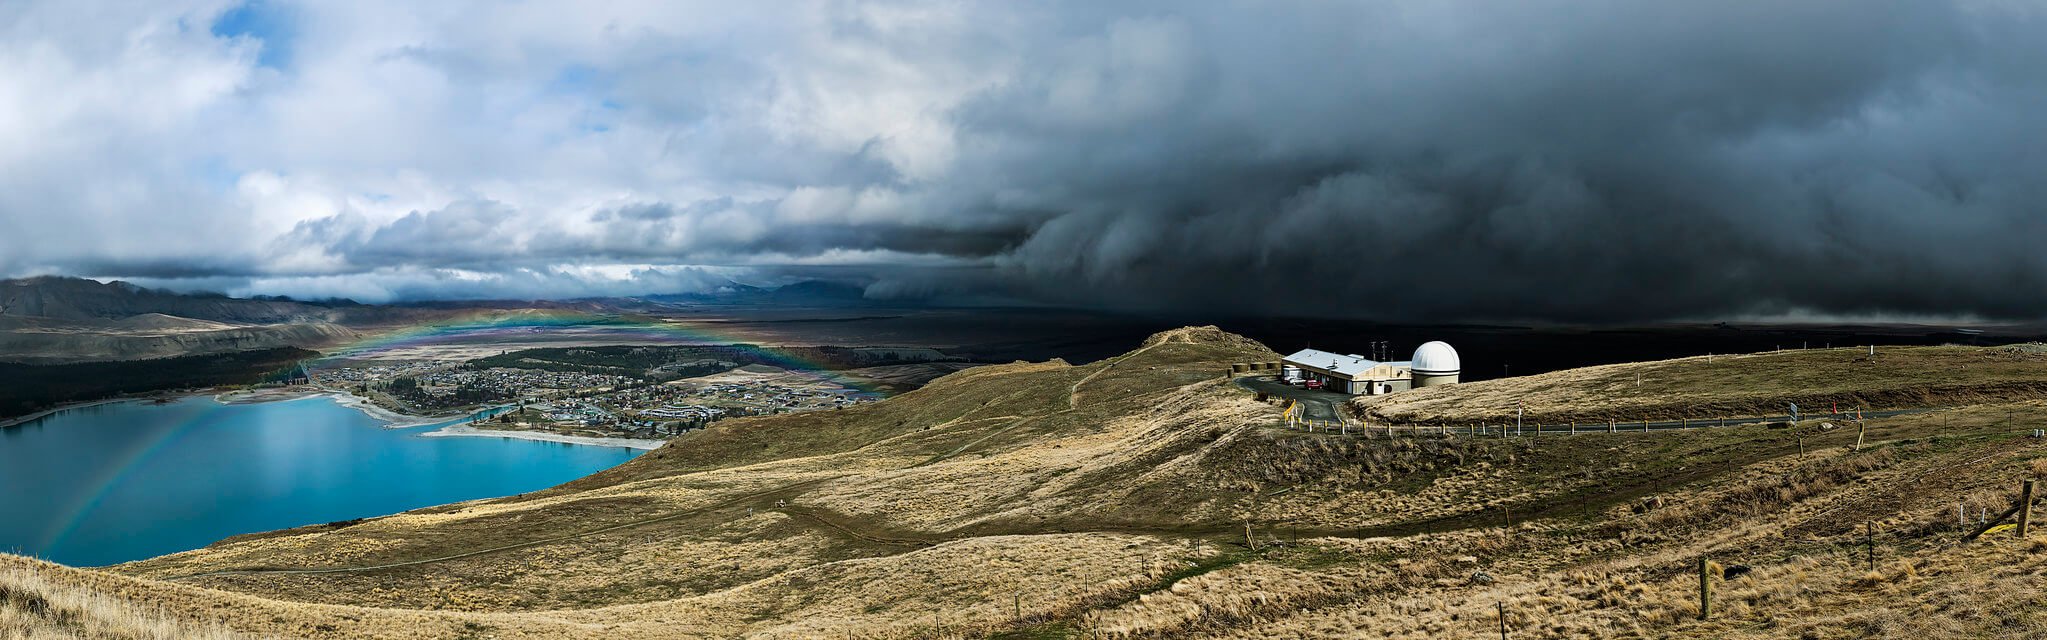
[2,1,2045,321]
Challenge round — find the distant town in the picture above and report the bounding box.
[310,347,938,441]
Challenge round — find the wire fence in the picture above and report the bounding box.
[1277,400,1916,438]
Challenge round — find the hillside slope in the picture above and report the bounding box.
[1355,343,2047,425]
[0,277,350,324]
[11,329,2047,638]
[0,317,358,363]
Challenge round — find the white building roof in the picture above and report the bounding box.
[1282,348,1411,379]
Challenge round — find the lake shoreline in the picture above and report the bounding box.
[6,386,651,453]
[3,386,464,430]
[323,389,478,428]
[222,388,656,449]
[0,398,138,429]
[419,424,665,450]
[214,386,472,428]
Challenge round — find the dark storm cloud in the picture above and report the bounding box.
[908,0,2047,320]
[8,1,2047,317]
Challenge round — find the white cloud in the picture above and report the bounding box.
[3,0,2046,319]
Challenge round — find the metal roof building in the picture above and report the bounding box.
[1280,348,1414,395]
[1278,342,1462,395]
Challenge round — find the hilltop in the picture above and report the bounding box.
[9,328,2047,638]
[1355,343,2047,425]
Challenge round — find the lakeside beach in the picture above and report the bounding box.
[322,388,478,428]
[419,424,664,450]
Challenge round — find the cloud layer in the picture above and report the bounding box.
[3,1,2044,319]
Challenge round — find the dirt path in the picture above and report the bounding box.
[1069,343,1161,408]
[777,505,941,548]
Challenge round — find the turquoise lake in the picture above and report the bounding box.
[0,395,642,567]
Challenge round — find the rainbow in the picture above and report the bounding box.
[33,401,506,558]
[34,311,888,556]
[35,399,222,557]
[318,309,886,394]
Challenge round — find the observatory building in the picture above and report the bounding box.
[1279,341,1460,396]
[1410,341,1462,388]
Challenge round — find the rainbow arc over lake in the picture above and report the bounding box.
[31,310,892,556]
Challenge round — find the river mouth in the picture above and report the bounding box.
[0,395,642,567]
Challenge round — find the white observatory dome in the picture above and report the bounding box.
[1411,341,1461,374]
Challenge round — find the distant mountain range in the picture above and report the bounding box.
[0,276,363,324]
[0,276,894,363]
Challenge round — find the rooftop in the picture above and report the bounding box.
[1282,348,1411,378]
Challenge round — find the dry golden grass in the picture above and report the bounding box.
[2,563,245,640]
[1356,344,2047,424]
[22,328,2047,638]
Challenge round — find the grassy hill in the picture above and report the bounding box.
[11,329,2047,638]
[1355,343,2047,425]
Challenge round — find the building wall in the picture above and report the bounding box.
[1346,377,1412,395]
[1282,358,1422,395]
[1414,372,1460,388]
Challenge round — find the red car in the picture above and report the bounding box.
[1304,379,1324,390]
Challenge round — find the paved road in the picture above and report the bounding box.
[1235,376,1353,422]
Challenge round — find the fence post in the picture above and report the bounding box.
[1698,556,1712,620]
[2022,479,2037,538]
[1497,601,1509,640]
[1609,418,1616,434]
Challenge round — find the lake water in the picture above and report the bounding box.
[0,395,642,567]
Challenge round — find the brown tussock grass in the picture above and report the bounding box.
[28,329,2047,639]
[2,564,245,640]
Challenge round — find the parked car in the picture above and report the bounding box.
[1304,379,1323,390]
